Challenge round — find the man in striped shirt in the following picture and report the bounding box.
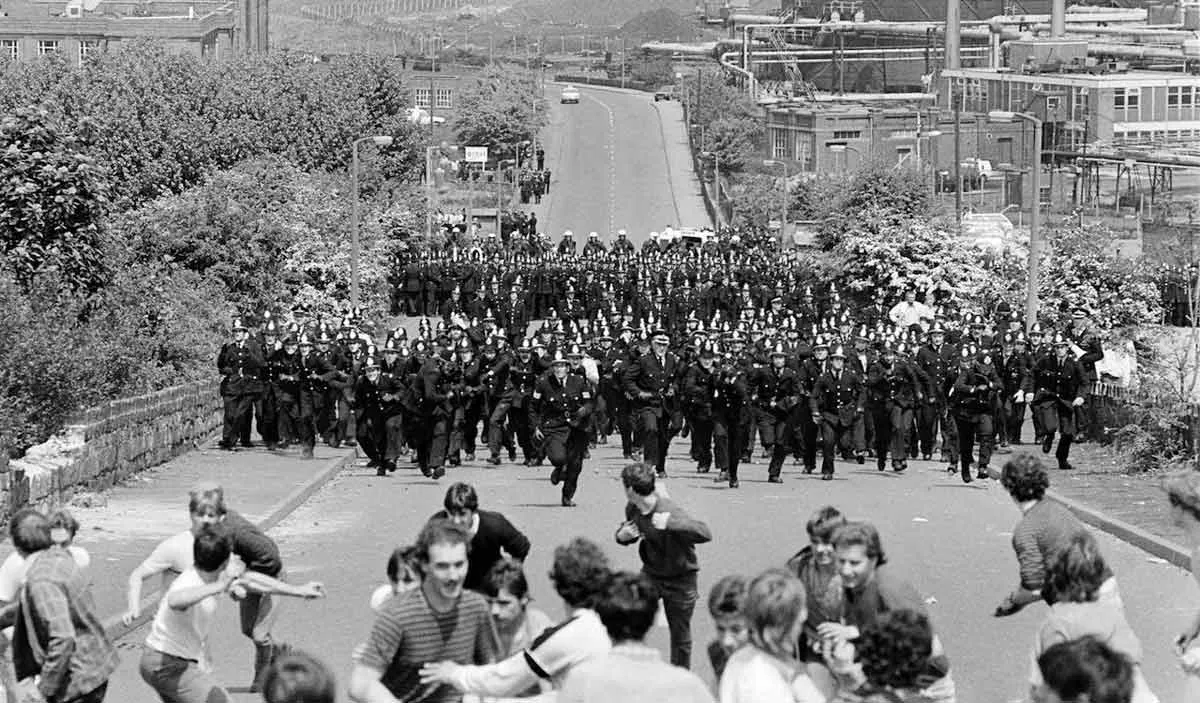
[349,519,498,703]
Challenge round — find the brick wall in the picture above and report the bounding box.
[0,379,221,524]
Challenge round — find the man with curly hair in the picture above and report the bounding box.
[418,537,612,697]
[995,454,1116,617]
[829,609,946,702]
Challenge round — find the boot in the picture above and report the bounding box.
[961,461,973,484]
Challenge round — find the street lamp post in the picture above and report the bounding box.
[351,135,395,309]
[989,110,1043,331]
[763,159,789,246]
[701,150,721,227]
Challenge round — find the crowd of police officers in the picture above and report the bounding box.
[217,231,1105,506]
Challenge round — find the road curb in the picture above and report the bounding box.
[1046,488,1190,569]
[100,448,357,642]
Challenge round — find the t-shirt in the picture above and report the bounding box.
[359,585,498,702]
[559,642,715,703]
[718,645,825,703]
[141,530,194,585]
[523,609,610,690]
[446,607,611,698]
[145,568,220,668]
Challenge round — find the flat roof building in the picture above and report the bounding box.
[0,0,265,65]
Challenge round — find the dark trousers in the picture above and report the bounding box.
[506,402,539,461]
[955,412,994,471]
[275,390,300,446]
[256,386,279,446]
[298,389,322,449]
[1035,401,1076,465]
[222,393,254,447]
[797,411,818,471]
[872,404,912,468]
[637,406,671,473]
[1002,398,1027,444]
[646,573,698,669]
[691,416,713,470]
[918,402,958,462]
[818,415,864,475]
[543,425,586,500]
[713,413,743,480]
[356,410,387,464]
[385,414,406,461]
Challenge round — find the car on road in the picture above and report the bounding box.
[560,85,580,104]
[653,85,678,101]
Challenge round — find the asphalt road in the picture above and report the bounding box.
[106,444,1197,702]
[534,82,711,247]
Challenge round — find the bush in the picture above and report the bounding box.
[0,264,225,456]
[0,43,424,208]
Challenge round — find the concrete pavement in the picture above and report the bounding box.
[534,83,712,247]
[92,443,1198,702]
[18,438,356,642]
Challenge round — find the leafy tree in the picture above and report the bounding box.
[628,52,675,87]
[0,43,424,208]
[452,65,547,154]
[814,163,931,247]
[1038,219,1162,333]
[729,174,785,229]
[0,106,109,294]
[706,117,762,173]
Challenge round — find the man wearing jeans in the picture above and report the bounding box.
[615,463,712,668]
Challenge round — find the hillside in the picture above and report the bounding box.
[501,0,699,29]
[618,8,703,43]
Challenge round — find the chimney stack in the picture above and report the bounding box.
[1051,0,1066,37]
[945,0,960,69]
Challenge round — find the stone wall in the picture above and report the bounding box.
[0,379,221,524]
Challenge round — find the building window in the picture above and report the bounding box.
[832,130,861,140]
[772,128,790,159]
[414,87,431,109]
[37,40,59,55]
[1113,87,1139,117]
[434,87,452,109]
[1,40,17,61]
[1169,85,1194,108]
[78,40,98,63]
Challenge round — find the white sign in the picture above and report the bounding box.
[465,146,488,163]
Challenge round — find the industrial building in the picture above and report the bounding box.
[0,0,268,64]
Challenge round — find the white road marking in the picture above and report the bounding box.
[583,90,617,237]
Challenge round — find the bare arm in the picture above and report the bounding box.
[348,664,400,703]
[236,571,325,599]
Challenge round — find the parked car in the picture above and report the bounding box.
[653,85,677,101]
[560,85,580,104]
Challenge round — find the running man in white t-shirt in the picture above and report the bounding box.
[123,487,223,626]
[139,527,324,703]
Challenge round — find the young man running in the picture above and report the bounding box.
[123,483,298,691]
[139,528,324,703]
